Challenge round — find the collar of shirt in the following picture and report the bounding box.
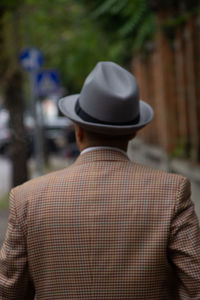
[81,146,128,157]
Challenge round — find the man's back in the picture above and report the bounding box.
[1,149,200,299]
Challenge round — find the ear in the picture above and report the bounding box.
[132,131,137,139]
[77,126,84,142]
[131,131,137,140]
[74,124,84,143]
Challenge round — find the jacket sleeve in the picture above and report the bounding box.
[0,189,35,299]
[168,178,200,299]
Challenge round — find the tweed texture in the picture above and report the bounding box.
[0,149,200,299]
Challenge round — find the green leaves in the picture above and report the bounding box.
[92,0,126,17]
[132,14,156,52]
[19,0,123,92]
[80,0,155,56]
[119,0,148,36]
[0,0,24,10]
[17,0,157,92]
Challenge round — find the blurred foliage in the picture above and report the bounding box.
[78,0,156,59]
[18,0,156,92]
[170,140,187,159]
[19,0,128,93]
[1,0,200,93]
[0,0,23,84]
[87,0,154,39]
[150,0,200,10]
[0,0,23,10]
[163,6,200,29]
[0,193,9,209]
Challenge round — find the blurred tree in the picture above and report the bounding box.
[20,0,141,92]
[150,0,200,10]
[0,0,29,187]
[78,0,156,59]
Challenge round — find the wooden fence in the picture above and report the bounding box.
[131,12,200,163]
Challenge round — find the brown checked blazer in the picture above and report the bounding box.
[0,149,200,299]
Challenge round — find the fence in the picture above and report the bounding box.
[131,11,200,163]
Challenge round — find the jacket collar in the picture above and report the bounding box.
[74,148,129,166]
[81,146,127,157]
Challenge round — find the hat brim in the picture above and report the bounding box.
[58,94,154,135]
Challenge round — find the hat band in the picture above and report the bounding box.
[75,99,140,126]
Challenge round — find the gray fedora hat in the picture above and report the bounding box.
[58,61,154,135]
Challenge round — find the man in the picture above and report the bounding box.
[0,62,200,299]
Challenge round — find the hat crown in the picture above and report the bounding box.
[79,62,140,123]
[58,61,154,135]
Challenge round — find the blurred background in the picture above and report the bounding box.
[0,0,200,243]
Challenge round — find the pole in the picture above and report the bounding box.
[29,71,45,176]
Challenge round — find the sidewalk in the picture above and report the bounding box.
[0,210,9,246]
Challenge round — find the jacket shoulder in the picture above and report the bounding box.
[131,161,185,179]
[11,166,74,206]
[129,161,189,193]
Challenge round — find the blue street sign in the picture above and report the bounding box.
[35,70,60,97]
[19,48,44,71]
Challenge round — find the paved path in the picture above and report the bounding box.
[0,210,8,246]
[0,156,11,197]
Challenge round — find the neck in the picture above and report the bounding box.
[74,124,130,153]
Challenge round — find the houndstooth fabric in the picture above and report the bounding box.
[0,149,200,299]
